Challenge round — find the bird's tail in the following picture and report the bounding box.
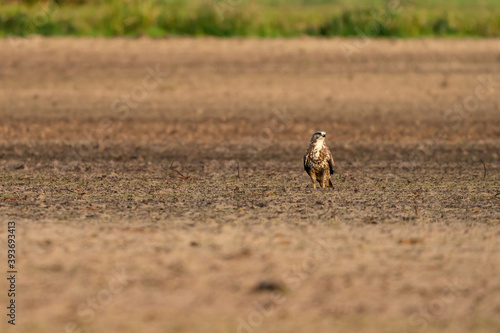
[328,178,333,188]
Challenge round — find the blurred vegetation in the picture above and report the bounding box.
[0,0,499,37]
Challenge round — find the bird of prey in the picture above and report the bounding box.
[303,131,335,189]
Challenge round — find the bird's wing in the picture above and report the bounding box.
[303,150,311,174]
[328,149,335,175]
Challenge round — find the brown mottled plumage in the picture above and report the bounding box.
[303,131,335,189]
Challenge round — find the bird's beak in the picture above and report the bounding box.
[322,133,326,137]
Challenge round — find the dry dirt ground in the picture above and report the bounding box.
[0,38,500,333]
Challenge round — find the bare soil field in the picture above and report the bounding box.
[0,38,499,333]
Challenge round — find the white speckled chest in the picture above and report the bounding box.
[305,144,330,172]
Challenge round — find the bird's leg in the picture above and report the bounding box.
[310,173,317,189]
[322,172,330,188]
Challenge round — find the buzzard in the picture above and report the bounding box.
[303,131,335,189]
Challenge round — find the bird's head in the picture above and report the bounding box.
[310,131,327,144]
